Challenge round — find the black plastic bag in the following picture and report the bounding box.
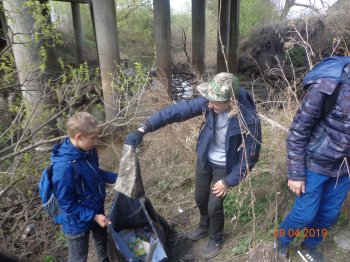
[108,193,172,262]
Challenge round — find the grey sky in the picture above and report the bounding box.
[171,0,338,14]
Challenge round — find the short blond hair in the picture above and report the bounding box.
[67,112,101,137]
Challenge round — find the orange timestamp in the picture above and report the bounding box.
[274,228,328,238]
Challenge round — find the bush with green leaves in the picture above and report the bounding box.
[286,46,307,67]
[224,188,269,223]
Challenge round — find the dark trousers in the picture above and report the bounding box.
[195,161,226,241]
[67,222,109,262]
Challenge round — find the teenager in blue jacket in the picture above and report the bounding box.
[51,112,117,262]
[276,57,350,262]
[126,72,261,259]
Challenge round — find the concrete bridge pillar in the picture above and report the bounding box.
[153,0,172,97]
[92,0,120,121]
[192,0,206,75]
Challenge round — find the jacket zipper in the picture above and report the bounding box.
[86,160,103,197]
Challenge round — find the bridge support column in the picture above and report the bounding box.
[92,0,120,121]
[192,0,206,75]
[71,2,85,63]
[4,0,58,150]
[153,0,172,97]
[217,0,230,73]
[228,0,239,74]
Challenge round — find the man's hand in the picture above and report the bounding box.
[94,214,111,228]
[212,180,229,198]
[125,130,145,148]
[288,180,305,197]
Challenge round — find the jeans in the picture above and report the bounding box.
[195,161,227,241]
[278,170,350,249]
[67,222,109,262]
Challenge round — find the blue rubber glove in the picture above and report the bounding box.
[125,130,145,148]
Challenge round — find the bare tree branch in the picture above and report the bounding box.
[181,26,190,64]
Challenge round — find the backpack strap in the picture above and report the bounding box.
[70,160,82,195]
[321,68,350,119]
[70,160,80,181]
[49,160,83,196]
[47,164,55,195]
[322,83,341,119]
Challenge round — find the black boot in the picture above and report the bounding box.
[273,241,289,262]
[202,238,222,259]
[188,215,209,241]
[187,227,208,241]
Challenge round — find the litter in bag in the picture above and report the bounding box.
[108,192,172,262]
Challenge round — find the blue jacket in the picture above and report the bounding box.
[148,89,261,187]
[287,57,350,180]
[50,138,117,234]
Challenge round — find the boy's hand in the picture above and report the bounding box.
[288,180,305,197]
[212,180,229,198]
[94,214,111,228]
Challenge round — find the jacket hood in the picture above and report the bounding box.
[303,56,350,87]
[50,138,90,163]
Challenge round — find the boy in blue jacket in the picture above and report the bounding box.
[50,112,117,262]
[126,72,261,259]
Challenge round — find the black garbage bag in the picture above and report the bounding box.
[108,193,172,262]
[108,144,172,261]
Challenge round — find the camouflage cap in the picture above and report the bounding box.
[197,72,240,101]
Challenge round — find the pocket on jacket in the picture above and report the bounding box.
[79,194,98,208]
[306,130,327,155]
[307,134,338,162]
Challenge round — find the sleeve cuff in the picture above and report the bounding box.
[222,179,231,188]
[139,120,152,133]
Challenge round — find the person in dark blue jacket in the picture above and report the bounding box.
[50,112,117,262]
[126,72,261,259]
[275,57,350,262]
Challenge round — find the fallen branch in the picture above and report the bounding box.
[0,199,29,210]
[12,196,36,231]
[0,135,67,163]
[181,26,190,63]
[297,250,309,262]
[258,113,289,132]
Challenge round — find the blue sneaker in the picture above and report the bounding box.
[299,243,329,262]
